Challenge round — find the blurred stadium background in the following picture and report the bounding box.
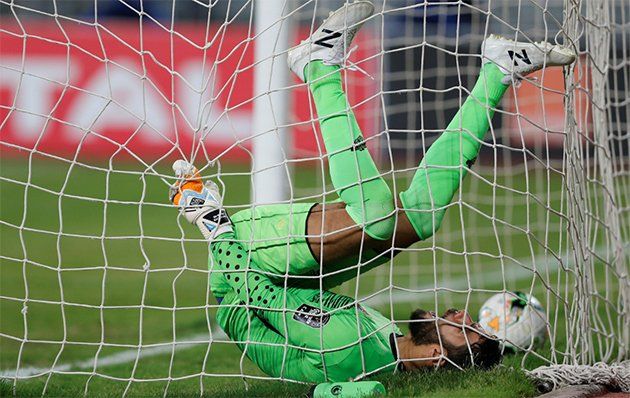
[1,0,628,396]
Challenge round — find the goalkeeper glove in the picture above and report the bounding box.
[169,159,233,241]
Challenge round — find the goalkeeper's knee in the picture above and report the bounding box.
[399,190,447,241]
[345,187,396,241]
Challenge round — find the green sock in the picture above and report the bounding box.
[400,63,509,240]
[305,61,395,240]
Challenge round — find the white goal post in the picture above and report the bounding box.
[252,0,291,205]
[0,0,628,395]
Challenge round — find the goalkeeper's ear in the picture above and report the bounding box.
[401,342,445,369]
[424,344,446,368]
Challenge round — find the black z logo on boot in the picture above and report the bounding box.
[508,49,532,66]
[314,29,342,48]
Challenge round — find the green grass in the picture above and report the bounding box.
[0,364,538,397]
[0,154,623,397]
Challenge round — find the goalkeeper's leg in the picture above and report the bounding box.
[399,36,575,241]
[304,36,575,277]
[397,62,509,241]
[305,61,395,241]
[289,1,395,242]
[305,62,509,269]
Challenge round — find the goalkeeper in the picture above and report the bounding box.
[170,1,575,383]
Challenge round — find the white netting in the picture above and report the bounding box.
[0,0,628,396]
[528,360,630,393]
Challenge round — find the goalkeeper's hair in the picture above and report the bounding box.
[409,309,502,369]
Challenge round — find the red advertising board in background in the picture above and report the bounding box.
[0,19,378,162]
[504,64,591,149]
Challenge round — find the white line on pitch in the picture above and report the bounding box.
[0,328,228,379]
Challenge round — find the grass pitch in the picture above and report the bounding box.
[0,154,615,397]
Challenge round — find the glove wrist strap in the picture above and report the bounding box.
[194,209,233,241]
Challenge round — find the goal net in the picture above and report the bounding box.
[0,0,628,395]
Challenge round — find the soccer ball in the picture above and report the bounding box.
[478,291,547,351]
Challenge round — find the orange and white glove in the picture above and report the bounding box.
[169,160,233,241]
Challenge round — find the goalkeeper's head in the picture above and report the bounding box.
[408,308,502,369]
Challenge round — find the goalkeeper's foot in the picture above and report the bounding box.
[169,160,232,241]
[482,34,576,84]
[287,0,374,82]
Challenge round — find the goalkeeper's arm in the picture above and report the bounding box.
[169,160,304,330]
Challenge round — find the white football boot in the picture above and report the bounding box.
[287,1,375,82]
[481,34,576,84]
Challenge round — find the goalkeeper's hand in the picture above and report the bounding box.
[169,159,233,241]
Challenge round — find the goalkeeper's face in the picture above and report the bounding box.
[409,308,502,369]
[438,308,485,346]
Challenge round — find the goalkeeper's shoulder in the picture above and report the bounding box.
[229,208,251,223]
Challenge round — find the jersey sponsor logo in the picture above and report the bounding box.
[351,135,367,151]
[293,304,330,328]
[314,29,341,48]
[508,49,532,66]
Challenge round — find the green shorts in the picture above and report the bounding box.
[231,202,319,277]
[209,203,391,297]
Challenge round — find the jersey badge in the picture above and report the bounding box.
[293,304,330,328]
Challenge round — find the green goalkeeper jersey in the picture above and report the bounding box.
[208,202,395,298]
[210,233,401,383]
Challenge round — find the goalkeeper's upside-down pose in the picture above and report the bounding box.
[169,1,575,384]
